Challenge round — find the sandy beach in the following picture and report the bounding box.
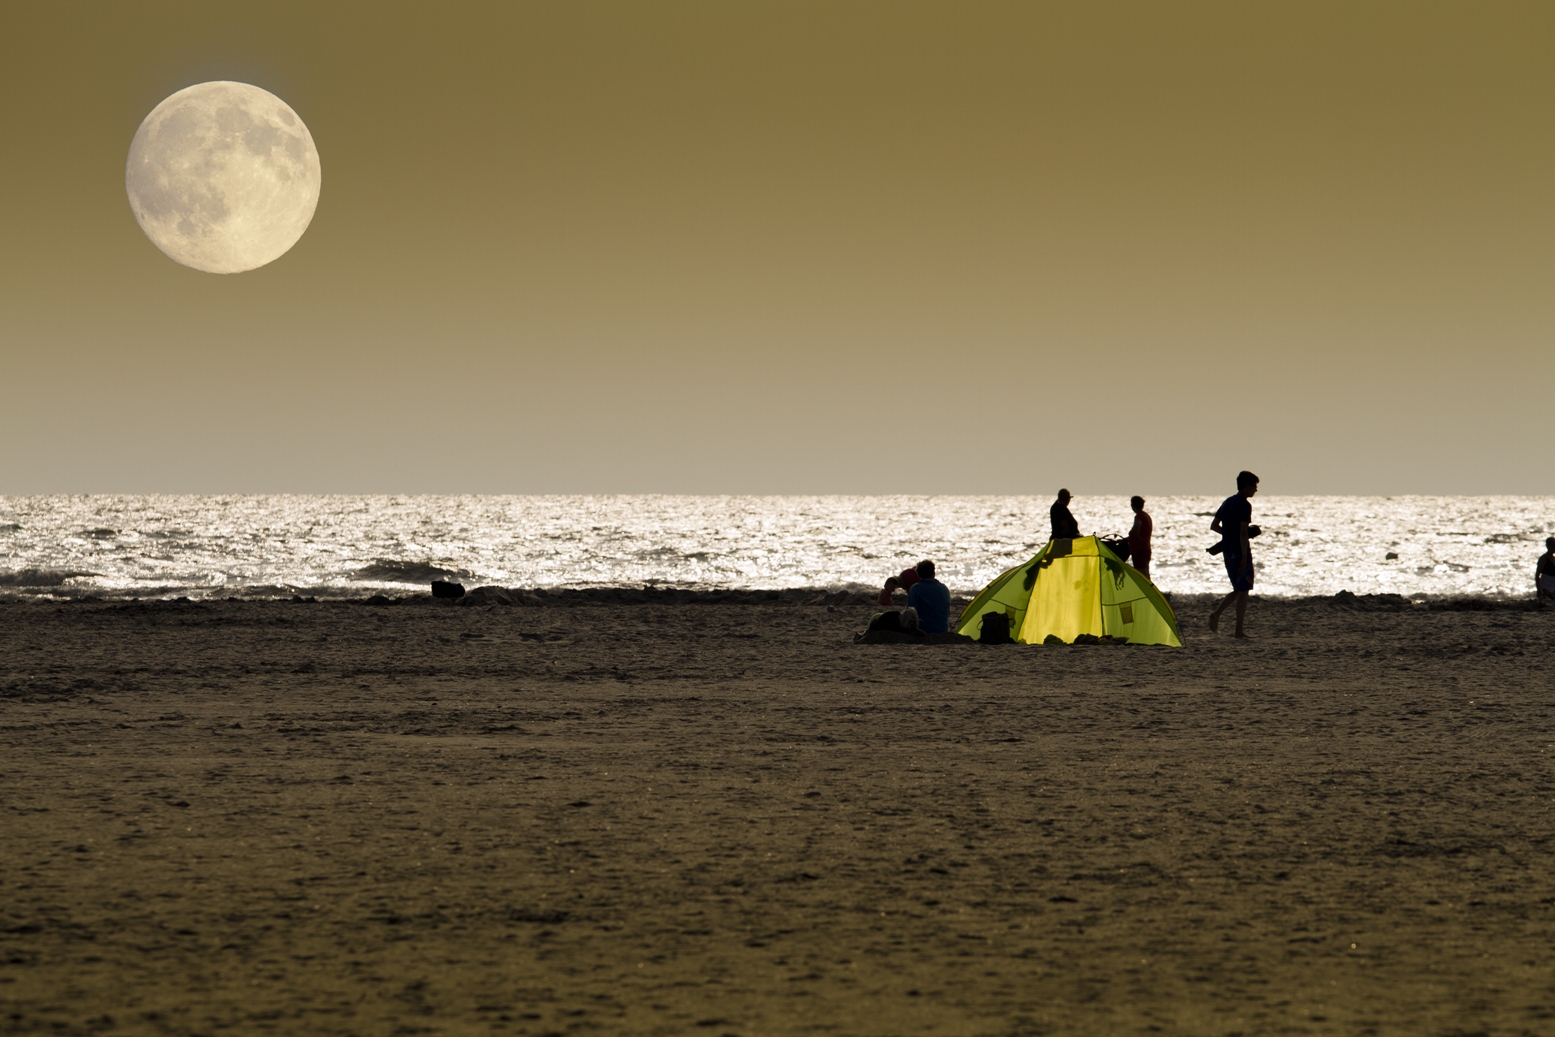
[2,591,1553,1036]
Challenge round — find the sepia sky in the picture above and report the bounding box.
[2,1,1551,494]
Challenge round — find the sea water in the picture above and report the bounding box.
[0,495,1550,600]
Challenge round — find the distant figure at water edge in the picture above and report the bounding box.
[1128,495,1153,580]
[1208,471,1259,638]
[877,564,922,606]
[1051,489,1081,540]
[906,560,951,634]
[1538,537,1555,602]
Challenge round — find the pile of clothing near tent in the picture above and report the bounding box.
[956,536,1182,647]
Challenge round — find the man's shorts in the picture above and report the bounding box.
[1223,553,1254,592]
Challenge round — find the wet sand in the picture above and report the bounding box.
[2,592,1553,1036]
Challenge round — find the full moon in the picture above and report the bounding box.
[126,82,321,274]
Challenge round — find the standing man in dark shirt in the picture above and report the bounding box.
[1050,489,1081,541]
[905,560,951,634]
[1208,471,1259,638]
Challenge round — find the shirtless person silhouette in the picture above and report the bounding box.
[1128,496,1153,580]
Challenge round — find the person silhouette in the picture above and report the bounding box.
[1208,471,1259,638]
[1538,537,1555,602]
[1128,496,1153,580]
[876,564,921,606]
[906,560,951,634]
[1050,489,1080,541]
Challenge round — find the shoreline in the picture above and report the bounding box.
[1,586,1549,610]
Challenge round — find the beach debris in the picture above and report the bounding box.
[459,586,513,607]
[431,580,466,599]
[854,629,974,645]
[507,908,569,924]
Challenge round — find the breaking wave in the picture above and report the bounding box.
[352,559,474,584]
[0,568,98,587]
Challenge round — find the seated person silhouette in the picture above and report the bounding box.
[877,564,922,606]
[905,560,951,634]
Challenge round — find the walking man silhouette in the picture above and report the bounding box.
[1208,471,1259,638]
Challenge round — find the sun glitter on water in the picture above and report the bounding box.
[0,496,1550,601]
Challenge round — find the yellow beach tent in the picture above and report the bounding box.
[956,536,1182,647]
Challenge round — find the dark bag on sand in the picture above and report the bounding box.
[867,610,922,636]
[978,611,1014,644]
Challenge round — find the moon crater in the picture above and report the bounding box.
[126,81,321,274]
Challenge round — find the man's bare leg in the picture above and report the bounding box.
[1232,591,1250,638]
[1208,590,1238,632]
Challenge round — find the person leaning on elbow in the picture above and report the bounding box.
[877,564,922,606]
